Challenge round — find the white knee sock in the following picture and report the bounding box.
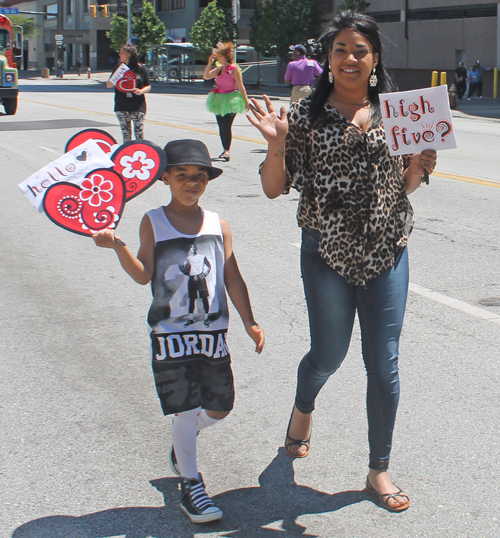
[172,407,201,480]
[197,409,222,432]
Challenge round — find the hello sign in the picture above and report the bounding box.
[18,139,114,213]
[380,85,457,156]
[19,130,166,239]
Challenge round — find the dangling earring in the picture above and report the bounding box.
[328,66,333,84]
[369,67,378,87]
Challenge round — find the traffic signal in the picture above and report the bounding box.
[102,5,109,17]
[90,4,97,16]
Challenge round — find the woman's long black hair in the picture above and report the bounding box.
[308,11,396,125]
[121,44,140,71]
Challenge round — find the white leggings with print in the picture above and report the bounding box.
[116,111,145,142]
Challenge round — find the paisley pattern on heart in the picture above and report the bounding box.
[65,129,118,155]
[111,140,166,201]
[43,169,126,237]
[116,70,137,92]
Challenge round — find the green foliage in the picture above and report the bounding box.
[190,0,233,60]
[133,0,167,55]
[107,15,129,52]
[9,15,38,40]
[107,0,166,56]
[249,0,322,60]
[249,2,276,57]
[338,0,371,12]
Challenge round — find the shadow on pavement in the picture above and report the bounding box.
[18,76,286,98]
[0,119,115,131]
[11,448,370,538]
[19,83,110,94]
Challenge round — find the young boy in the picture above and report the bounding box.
[93,139,264,523]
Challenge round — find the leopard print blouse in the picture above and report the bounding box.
[285,96,414,286]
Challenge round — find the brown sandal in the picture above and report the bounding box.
[284,407,311,458]
[365,477,410,512]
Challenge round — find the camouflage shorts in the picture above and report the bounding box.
[152,358,234,416]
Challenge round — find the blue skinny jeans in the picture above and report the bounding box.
[296,229,409,471]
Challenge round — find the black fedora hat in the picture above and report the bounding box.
[163,139,223,180]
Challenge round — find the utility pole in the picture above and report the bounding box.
[232,0,240,45]
[127,0,131,44]
[57,0,63,72]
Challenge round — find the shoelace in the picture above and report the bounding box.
[190,481,214,511]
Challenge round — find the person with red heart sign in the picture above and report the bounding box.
[106,45,151,143]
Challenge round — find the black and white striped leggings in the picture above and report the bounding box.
[115,111,146,142]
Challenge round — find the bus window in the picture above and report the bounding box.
[0,29,11,51]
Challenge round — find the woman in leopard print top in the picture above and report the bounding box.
[248,11,436,512]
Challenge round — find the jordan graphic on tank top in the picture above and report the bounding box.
[146,207,230,365]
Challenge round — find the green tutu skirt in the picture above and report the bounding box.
[206,90,246,116]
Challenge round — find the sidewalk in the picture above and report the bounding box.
[451,97,500,120]
[18,70,500,118]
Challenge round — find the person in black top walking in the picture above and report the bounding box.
[106,45,151,142]
[454,62,467,100]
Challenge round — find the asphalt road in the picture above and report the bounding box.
[1,78,499,538]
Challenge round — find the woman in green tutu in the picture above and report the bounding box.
[203,42,249,161]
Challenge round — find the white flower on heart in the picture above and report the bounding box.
[120,150,155,181]
[80,174,114,207]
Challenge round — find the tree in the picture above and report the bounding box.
[107,15,129,51]
[338,0,370,12]
[107,0,166,56]
[9,15,38,40]
[190,0,233,60]
[248,1,276,58]
[132,0,168,55]
[249,0,322,60]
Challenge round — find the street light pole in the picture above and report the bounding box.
[127,0,131,44]
[57,0,63,72]
[232,0,240,45]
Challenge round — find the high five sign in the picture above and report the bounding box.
[380,85,457,156]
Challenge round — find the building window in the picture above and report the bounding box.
[200,0,252,7]
[172,0,185,10]
[407,4,497,21]
[157,0,170,10]
[45,3,58,20]
[66,0,73,16]
[83,0,88,12]
[368,11,400,23]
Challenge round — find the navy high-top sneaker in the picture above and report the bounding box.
[179,474,223,523]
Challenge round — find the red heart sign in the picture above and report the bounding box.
[43,169,126,237]
[111,140,166,201]
[65,129,118,155]
[116,70,137,92]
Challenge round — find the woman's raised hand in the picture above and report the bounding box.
[247,94,288,144]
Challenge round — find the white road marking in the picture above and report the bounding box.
[409,283,500,325]
[38,146,59,154]
[291,242,500,325]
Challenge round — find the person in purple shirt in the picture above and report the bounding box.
[284,44,323,105]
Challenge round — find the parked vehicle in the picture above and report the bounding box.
[0,14,22,115]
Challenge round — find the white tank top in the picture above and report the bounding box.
[146,207,230,364]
